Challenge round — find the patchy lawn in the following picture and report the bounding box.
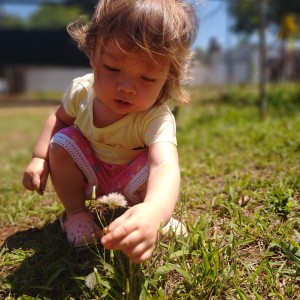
[1,84,300,299]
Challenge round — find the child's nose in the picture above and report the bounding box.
[117,76,136,94]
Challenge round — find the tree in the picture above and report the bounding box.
[1,15,26,28]
[0,2,92,94]
[227,0,300,36]
[65,0,97,16]
[27,4,84,29]
[0,1,97,29]
[258,0,267,119]
[227,0,300,118]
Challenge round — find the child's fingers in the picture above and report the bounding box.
[115,230,145,250]
[39,167,49,195]
[22,174,34,191]
[32,173,41,192]
[128,247,155,263]
[117,235,156,263]
[101,218,137,248]
[101,223,133,246]
[102,208,132,237]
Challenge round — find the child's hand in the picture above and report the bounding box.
[101,202,162,263]
[23,157,49,195]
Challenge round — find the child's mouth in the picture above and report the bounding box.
[115,99,131,106]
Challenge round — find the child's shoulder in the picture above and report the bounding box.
[133,104,175,127]
[71,73,94,91]
[138,104,175,123]
[64,73,94,109]
[142,104,173,117]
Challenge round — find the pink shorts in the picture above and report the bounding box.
[50,126,149,206]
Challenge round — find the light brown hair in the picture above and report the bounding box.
[67,0,199,104]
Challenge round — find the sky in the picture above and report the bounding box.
[1,0,236,50]
[195,0,234,50]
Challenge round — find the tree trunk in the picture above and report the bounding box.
[258,0,267,119]
[5,66,25,94]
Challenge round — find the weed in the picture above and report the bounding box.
[1,84,300,299]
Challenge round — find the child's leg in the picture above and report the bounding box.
[50,126,99,206]
[49,142,86,218]
[49,126,102,247]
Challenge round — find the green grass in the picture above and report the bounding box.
[0,83,300,299]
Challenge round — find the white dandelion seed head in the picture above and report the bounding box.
[85,272,96,289]
[97,192,128,208]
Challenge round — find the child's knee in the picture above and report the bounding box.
[49,142,70,162]
[131,182,147,204]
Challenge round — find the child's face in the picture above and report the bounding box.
[90,40,170,115]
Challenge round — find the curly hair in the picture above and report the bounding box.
[67,0,199,104]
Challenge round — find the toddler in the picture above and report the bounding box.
[23,0,198,263]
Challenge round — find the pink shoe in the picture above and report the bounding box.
[60,211,102,247]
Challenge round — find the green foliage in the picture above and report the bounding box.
[227,0,300,35]
[1,15,25,29]
[0,84,300,299]
[227,0,260,34]
[212,83,300,113]
[27,5,84,29]
[266,84,300,111]
[1,4,85,29]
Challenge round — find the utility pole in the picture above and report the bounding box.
[258,0,267,119]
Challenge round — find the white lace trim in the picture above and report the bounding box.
[124,165,149,201]
[50,133,98,196]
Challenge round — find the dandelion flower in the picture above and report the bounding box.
[97,192,128,208]
[85,271,96,289]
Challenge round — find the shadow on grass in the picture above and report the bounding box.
[1,220,145,299]
[0,219,145,299]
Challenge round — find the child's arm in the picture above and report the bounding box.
[101,141,180,263]
[23,104,75,195]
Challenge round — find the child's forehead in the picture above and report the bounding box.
[100,40,169,68]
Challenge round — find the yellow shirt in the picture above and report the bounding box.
[62,74,177,165]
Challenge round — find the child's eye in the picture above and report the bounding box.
[141,76,156,83]
[104,64,120,72]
